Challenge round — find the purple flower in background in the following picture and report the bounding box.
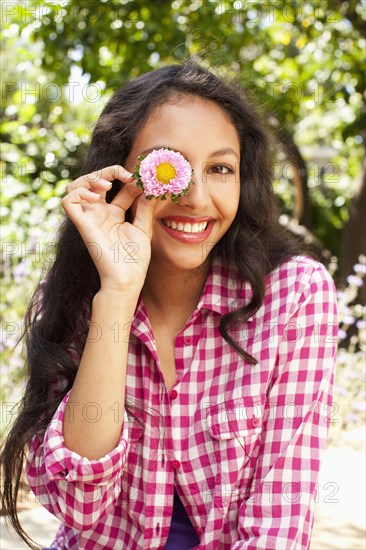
[353,263,366,274]
[346,274,364,287]
[342,315,355,325]
[335,384,347,396]
[13,260,30,282]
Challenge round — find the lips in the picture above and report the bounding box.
[160,216,215,224]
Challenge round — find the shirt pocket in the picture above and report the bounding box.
[205,395,265,512]
[126,412,162,464]
[206,395,264,440]
[126,416,144,469]
[129,418,144,442]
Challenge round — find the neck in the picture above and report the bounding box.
[141,256,212,320]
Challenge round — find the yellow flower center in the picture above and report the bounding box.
[155,162,177,185]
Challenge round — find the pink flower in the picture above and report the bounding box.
[133,148,194,203]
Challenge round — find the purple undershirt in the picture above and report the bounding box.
[164,486,200,549]
[43,488,200,550]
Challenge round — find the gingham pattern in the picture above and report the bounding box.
[26,254,338,549]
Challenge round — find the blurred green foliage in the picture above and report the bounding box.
[2,1,365,251]
[1,0,365,431]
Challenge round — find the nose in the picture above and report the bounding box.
[177,163,210,209]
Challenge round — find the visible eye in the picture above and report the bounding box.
[209,164,235,175]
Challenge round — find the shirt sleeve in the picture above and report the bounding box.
[231,262,338,550]
[25,389,130,531]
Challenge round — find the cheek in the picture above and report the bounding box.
[231,182,241,212]
[213,184,240,220]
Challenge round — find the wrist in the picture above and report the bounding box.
[94,286,141,307]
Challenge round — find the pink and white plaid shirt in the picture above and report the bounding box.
[26,253,338,549]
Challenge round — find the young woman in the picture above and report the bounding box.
[1,63,338,550]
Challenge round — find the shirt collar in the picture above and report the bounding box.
[131,252,254,338]
[197,253,253,317]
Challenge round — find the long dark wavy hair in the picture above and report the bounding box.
[1,62,315,548]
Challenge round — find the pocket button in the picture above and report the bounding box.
[251,417,260,428]
[214,495,222,508]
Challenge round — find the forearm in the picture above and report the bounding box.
[62,288,139,459]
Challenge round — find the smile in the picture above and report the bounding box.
[159,218,215,243]
[162,219,208,233]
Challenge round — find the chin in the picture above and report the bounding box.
[152,248,212,272]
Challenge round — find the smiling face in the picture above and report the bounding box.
[125,94,241,273]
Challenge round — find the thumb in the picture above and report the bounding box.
[132,193,159,239]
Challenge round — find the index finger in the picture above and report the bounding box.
[66,165,134,200]
[82,165,134,185]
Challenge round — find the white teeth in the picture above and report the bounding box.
[163,220,209,233]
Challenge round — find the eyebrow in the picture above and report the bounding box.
[209,148,239,160]
[140,146,239,160]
